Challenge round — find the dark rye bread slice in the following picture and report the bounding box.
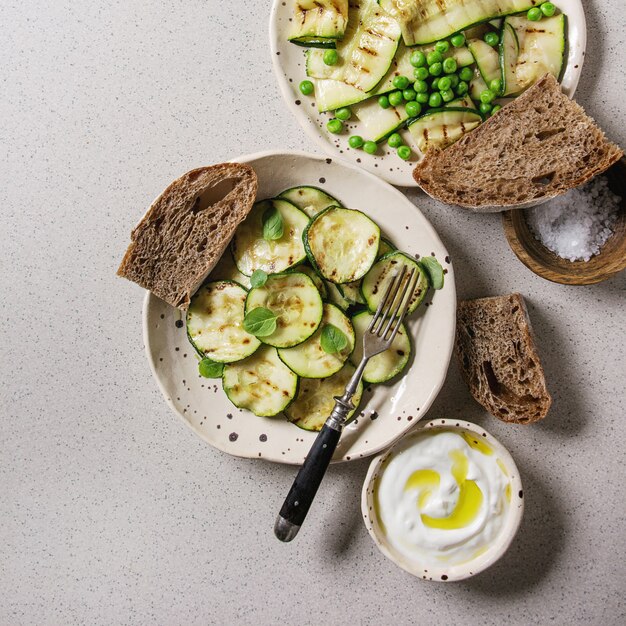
[414,74,623,211]
[118,163,257,310]
[455,294,551,424]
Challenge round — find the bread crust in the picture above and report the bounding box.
[454,293,552,424]
[414,74,623,211]
[118,163,257,309]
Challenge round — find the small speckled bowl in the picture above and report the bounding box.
[361,419,524,582]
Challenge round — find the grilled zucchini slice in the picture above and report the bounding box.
[353,98,409,143]
[350,312,411,383]
[292,264,328,299]
[232,198,309,276]
[338,281,366,306]
[305,0,401,92]
[186,281,260,363]
[223,346,298,417]
[304,207,380,284]
[377,237,396,259]
[277,186,342,218]
[245,272,323,348]
[502,14,566,96]
[289,0,349,48]
[407,107,483,153]
[325,280,351,311]
[313,78,370,112]
[209,249,251,289]
[500,21,522,96]
[285,364,363,431]
[361,251,429,315]
[468,38,502,89]
[278,303,354,378]
[380,0,540,46]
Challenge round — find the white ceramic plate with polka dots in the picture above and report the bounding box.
[143,150,456,464]
[269,0,586,187]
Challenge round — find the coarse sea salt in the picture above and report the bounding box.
[525,176,621,262]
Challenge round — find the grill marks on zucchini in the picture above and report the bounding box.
[290,0,350,47]
[361,251,429,314]
[380,0,541,46]
[223,346,299,417]
[187,281,260,363]
[278,303,355,378]
[232,198,309,276]
[408,107,483,153]
[304,207,380,283]
[285,364,363,431]
[245,272,324,348]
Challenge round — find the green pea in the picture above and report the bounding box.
[440,88,455,103]
[402,88,416,102]
[429,92,443,108]
[299,80,314,96]
[480,89,496,104]
[363,140,378,155]
[414,79,429,93]
[327,118,343,134]
[541,2,556,16]
[455,80,469,96]
[378,95,390,109]
[489,78,502,94]
[450,33,466,48]
[448,74,460,88]
[429,62,443,76]
[430,77,440,90]
[393,75,410,89]
[413,66,429,81]
[405,100,422,118]
[388,133,403,148]
[490,105,502,116]
[426,50,443,65]
[484,31,500,47]
[410,50,427,67]
[415,92,429,104]
[397,145,412,161]
[459,66,474,82]
[443,57,457,74]
[479,102,493,115]
[435,40,450,53]
[388,90,404,107]
[335,107,351,121]
[437,76,452,91]
[527,7,542,21]
[348,135,364,148]
[323,49,339,65]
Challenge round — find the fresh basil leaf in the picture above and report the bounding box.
[418,256,444,290]
[320,323,348,354]
[250,269,268,289]
[262,205,284,241]
[243,307,277,337]
[198,358,224,378]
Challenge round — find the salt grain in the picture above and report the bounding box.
[525,176,621,262]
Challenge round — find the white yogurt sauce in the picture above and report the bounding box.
[375,428,512,567]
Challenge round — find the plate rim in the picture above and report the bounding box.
[268,0,587,188]
[143,149,457,464]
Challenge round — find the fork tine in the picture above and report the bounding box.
[380,269,416,339]
[387,270,419,344]
[372,265,407,335]
[367,265,403,333]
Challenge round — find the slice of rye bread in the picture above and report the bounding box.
[455,294,551,424]
[414,74,623,211]
[118,163,257,310]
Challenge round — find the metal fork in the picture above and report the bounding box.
[274,266,419,542]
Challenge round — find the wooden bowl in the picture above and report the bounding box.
[502,158,626,285]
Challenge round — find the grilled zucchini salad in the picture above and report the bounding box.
[292,0,567,159]
[186,186,443,431]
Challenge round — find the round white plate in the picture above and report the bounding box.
[269,0,587,187]
[143,150,456,465]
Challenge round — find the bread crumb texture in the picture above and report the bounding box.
[414,74,623,211]
[454,293,552,424]
[117,163,258,310]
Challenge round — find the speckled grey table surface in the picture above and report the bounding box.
[2,1,625,625]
